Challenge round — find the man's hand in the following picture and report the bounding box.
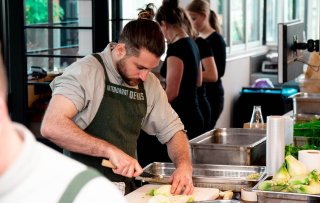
[170,163,194,195]
[166,130,194,195]
[108,146,143,178]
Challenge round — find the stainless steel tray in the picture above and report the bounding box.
[189,128,266,166]
[136,162,266,192]
[253,175,320,202]
[291,92,320,115]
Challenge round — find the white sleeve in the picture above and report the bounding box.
[73,177,128,203]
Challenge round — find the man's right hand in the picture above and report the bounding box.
[108,146,143,178]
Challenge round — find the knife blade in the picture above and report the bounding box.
[101,159,161,179]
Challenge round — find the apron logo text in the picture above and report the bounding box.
[107,85,144,101]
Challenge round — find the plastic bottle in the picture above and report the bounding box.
[249,105,264,129]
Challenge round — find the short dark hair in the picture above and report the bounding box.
[118,19,165,58]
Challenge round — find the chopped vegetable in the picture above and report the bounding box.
[288,170,319,185]
[258,179,288,191]
[246,172,261,180]
[153,185,171,196]
[148,185,194,203]
[258,155,320,195]
[147,195,170,203]
[285,155,308,177]
[287,180,320,194]
[273,162,290,181]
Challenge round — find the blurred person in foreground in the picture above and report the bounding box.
[41,18,193,195]
[0,42,127,203]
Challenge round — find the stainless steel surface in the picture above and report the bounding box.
[253,175,320,202]
[189,128,266,166]
[291,92,320,115]
[136,162,266,192]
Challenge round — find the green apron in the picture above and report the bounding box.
[65,53,147,194]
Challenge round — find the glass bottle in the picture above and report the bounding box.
[250,105,264,129]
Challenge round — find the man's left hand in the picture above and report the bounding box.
[169,164,194,195]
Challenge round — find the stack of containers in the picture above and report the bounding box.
[291,93,320,146]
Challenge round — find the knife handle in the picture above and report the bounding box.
[101,159,116,169]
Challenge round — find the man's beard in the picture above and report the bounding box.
[116,58,143,86]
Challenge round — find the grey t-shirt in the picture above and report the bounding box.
[50,43,184,144]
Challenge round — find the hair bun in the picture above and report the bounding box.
[162,0,179,9]
[138,3,155,20]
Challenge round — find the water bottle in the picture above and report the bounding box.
[249,105,264,129]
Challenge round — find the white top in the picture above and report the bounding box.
[0,123,127,203]
[50,43,184,144]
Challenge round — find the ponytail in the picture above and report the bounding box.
[209,10,221,34]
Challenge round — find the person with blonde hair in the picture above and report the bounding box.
[187,0,227,129]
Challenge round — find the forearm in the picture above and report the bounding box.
[42,116,113,158]
[167,130,192,168]
[41,95,115,159]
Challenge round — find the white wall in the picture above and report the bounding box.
[215,57,251,128]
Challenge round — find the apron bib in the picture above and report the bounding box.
[65,53,147,193]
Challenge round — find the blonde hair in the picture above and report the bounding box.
[187,0,221,34]
[0,42,8,99]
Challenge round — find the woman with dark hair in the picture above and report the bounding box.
[155,0,204,140]
[187,0,227,129]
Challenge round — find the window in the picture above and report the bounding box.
[25,0,93,73]
[231,0,245,45]
[247,0,261,42]
[108,0,162,42]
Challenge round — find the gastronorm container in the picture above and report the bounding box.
[253,175,320,203]
[189,128,266,166]
[136,162,266,192]
[291,92,320,115]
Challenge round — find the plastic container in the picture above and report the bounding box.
[297,76,320,93]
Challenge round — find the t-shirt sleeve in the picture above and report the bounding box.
[50,56,102,112]
[196,37,214,59]
[141,74,185,144]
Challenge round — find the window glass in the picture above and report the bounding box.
[247,0,260,42]
[266,0,277,43]
[121,0,162,22]
[24,0,92,73]
[25,0,92,27]
[309,0,319,39]
[216,0,228,46]
[231,0,245,45]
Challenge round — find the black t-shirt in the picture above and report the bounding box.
[206,32,227,80]
[160,37,200,104]
[196,37,214,61]
[160,37,204,139]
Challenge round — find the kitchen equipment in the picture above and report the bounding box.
[253,175,320,203]
[125,184,219,203]
[136,162,266,192]
[101,159,165,181]
[189,128,266,166]
[291,92,320,115]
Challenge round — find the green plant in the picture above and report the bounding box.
[25,0,64,25]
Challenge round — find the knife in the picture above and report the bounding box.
[101,159,163,179]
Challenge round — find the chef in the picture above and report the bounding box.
[41,19,193,195]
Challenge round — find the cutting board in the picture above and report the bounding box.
[125,184,219,203]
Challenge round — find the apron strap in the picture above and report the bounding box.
[92,53,109,82]
[58,168,101,203]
